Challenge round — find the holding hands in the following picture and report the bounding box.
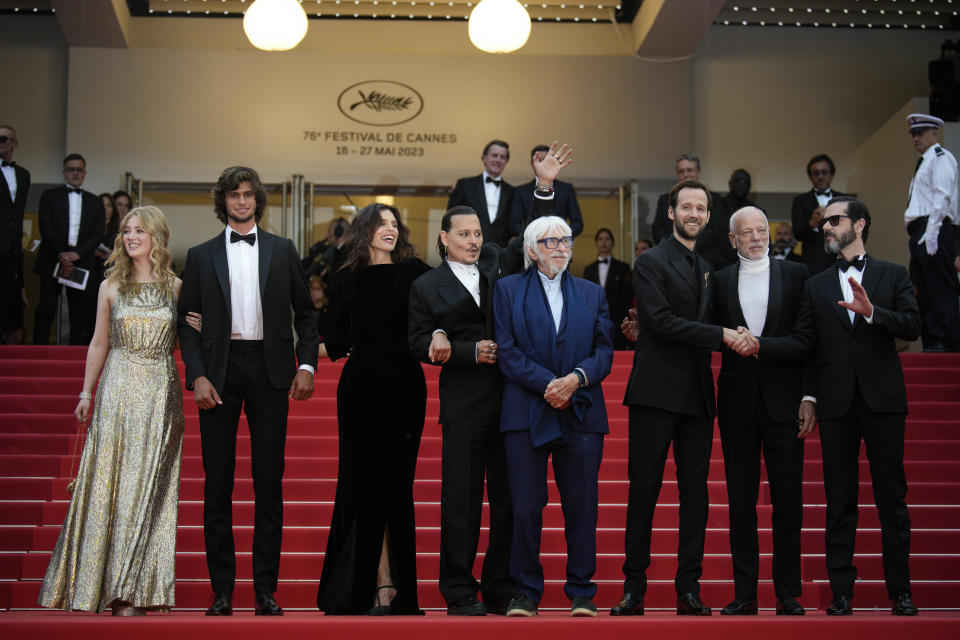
[724,326,759,357]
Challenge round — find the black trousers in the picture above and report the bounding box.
[0,250,23,335]
[819,385,911,598]
[719,407,804,601]
[33,271,92,345]
[908,220,960,349]
[623,406,712,596]
[438,413,514,606]
[198,340,289,594]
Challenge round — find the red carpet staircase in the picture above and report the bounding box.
[1,346,959,615]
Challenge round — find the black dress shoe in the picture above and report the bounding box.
[483,596,510,616]
[677,592,712,616]
[610,592,644,616]
[254,591,283,616]
[891,592,918,616]
[206,592,233,616]
[447,595,487,616]
[776,597,805,615]
[721,598,758,615]
[826,594,853,616]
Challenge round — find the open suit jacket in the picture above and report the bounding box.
[33,187,104,277]
[447,175,514,248]
[508,179,583,238]
[623,235,722,416]
[770,258,920,420]
[178,227,318,393]
[0,163,30,258]
[713,259,809,427]
[408,244,503,423]
[791,190,846,275]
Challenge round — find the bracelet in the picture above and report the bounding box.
[78,391,92,400]
[535,178,554,192]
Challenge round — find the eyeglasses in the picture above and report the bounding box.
[537,236,574,249]
[810,169,832,177]
[818,214,850,229]
[0,136,11,143]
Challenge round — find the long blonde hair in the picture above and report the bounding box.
[105,206,177,294]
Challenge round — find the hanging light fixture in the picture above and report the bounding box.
[243,0,309,51]
[468,0,532,54]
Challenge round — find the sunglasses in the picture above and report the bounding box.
[536,236,574,249]
[0,135,12,143]
[818,214,850,230]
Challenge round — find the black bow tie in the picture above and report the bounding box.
[1,161,14,167]
[485,176,502,186]
[230,230,256,246]
[814,189,832,197]
[598,258,609,264]
[837,255,866,272]
[67,187,82,194]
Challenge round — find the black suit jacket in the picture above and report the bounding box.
[583,257,632,327]
[791,190,845,275]
[713,259,809,426]
[33,186,104,276]
[447,175,514,247]
[769,258,920,420]
[408,245,503,423]
[623,235,723,416]
[0,164,30,257]
[178,227,319,394]
[508,179,583,238]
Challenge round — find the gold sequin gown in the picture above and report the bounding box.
[38,282,185,612]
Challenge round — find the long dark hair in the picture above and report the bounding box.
[436,205,479,258]
[213,166,268,224]
[98,192,120,238]
[340,203,416,272]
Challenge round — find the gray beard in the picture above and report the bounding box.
[825,227,855,255]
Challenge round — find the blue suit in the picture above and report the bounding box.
[493,267,614,603]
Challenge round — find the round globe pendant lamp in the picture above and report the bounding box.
[243,0,309,51]
[468,0,532,54]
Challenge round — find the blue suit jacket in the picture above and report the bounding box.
[493,268,614,439]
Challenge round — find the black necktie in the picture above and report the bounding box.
[485,176,501,186]
[914,156,924,175]
[598,257,609,264]
[837,255,865,272]
[230,231,256,246]
[67,187,82,194]
[1,161,14,167]
[814,189,832,197]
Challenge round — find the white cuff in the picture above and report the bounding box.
[432,328,447,336]
[801,395,816,404]
[533,191,555,201]
[298,364,315,375]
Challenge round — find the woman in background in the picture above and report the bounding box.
[37,206,185,616]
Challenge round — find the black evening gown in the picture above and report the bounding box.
[317,259,430,614]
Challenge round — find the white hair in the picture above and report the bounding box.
[729,206,768,233]
[523,216,572,270]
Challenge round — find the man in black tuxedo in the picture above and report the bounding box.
[779,196,920,616]
[448,140,514,247]
[178,166,318,617]
[791,154,845,276]
[32,153,104,345]
[583,228,632,349]
[713,207,810,616]
[0,125,30,344]
[614,180,758,617]
[508,144,583,239]
[769,222,803,263]
[651,154,721,246]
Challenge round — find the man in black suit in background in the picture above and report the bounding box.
[508,144,584,239]
[713,207,810,616]
[651,154,721,245]
[32,153,104,345]
[178,166,318,617]
[0,125,30,344]
[448,140,514,247]
[775,196,920,616]
[583,228,632,349]
[613,180,758,617]
[791,154,845,276]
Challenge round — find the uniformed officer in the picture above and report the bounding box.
[904,113,960,352]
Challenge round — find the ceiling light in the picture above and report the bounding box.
[242,0,308,51]
[468,0,532,53]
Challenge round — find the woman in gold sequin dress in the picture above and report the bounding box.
[38,206,185,616]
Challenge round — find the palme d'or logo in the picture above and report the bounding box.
[337,81,424,127]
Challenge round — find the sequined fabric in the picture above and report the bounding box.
[38,282,184,612]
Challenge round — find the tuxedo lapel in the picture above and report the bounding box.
[0,170,11,204]
[257,228,273,300]
[823,267,851,331]
[853,258,881,332]
[212,237,231,307]
[728,268,747,327]
[697,267,711,321]
[764,258,784,336]
[497,183,510,218]
[669,257,698,297]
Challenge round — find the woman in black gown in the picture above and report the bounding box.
[317,203,430,615]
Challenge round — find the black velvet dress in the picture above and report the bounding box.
[317,258,430,614]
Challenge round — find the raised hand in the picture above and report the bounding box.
[837,276,874,318]
[532,140,573,186]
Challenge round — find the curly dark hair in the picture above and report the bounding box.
[341,203,416,271]
[213,166,268,224]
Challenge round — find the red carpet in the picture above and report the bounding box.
[1,345,959,620]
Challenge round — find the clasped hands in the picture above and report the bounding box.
[723,326,759,357]
[544,374,579,410]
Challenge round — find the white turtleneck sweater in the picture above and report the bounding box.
[737,253,770,337]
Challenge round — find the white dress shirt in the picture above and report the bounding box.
[1,164,16,202]
[538,268,564,332]
[596,256,611,288]
[737,253,770,337]
[814,189,833,209]
[482,170,501,224]
[66,185,82,247]
[447,259,481,307]
[225,225,264,340]
[905,143,959,253]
